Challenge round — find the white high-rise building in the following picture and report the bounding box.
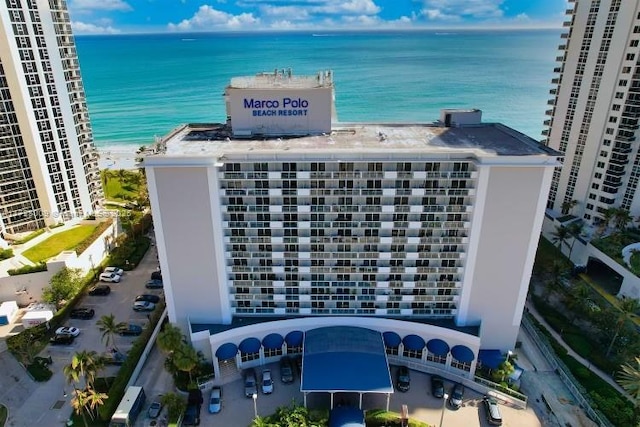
[0,0,102,235]
[545,0,640,224]
[145,71,560,378]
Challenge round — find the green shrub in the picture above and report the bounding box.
[365,409,430,427]
[108,237,150,271]
[27,363,52,382]
[11,229,45,245]
[7,262,47,276]
[75,219,113,255]
[0,248,14,260]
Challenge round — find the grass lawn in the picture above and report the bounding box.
[102,170,142,203]
[22,225,98,263]
[631,251,640,275]
[0,404,6,427]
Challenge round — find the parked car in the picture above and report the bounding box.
[184,390,202,426]
[430,375,445,398]
[69,307,95,319]
[208,387,221,414]
[261,369,274,394]
[147,398,163,419]
[145,279,163,289]
[280,356,294,384]
[101,349,126,365]
[151,270,162,281]
[133,301,155,311]
[88,284,111,296]
[103,266,124,276]
[135,294,160,304]
[483,396,503,425]
[50,333,75,345]
[449,383,465,409]
[99,272,121,283]
[396,366,410,392]
[117,324,143,336]
[244,368,258,397]
[55,326,80,337]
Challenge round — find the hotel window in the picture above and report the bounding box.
[386,345,399,356]
[402,348,422,359]
[609,116,617,123]
[627,53,636,61]
[450,359,471,372]
[619,80,628,87]
[263,347,282,358]
[240,350,260,363]
[426,352,446,365]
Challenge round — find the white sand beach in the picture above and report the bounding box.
[97,147,141,171]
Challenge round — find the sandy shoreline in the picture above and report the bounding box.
[97,148,141,171]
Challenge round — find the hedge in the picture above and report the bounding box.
[7,262,47,276]
[99,301,165,421]
[109,237,151,271]
[75,219,113,255]
[10,229,45,245]
[0,248,14,260]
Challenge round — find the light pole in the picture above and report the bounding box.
[439,393,448,427]
[252,393,258,418]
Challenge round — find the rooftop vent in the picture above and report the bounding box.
[439,109,482,127]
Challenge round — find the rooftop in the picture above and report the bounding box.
[146,122,560,162]
[228,69,334,89]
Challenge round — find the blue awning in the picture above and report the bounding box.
[383,331,401,348]
[451,345,475,363]
[285,330,304,347]
[427,339,450,356]
[402,334,425,351]
[215,342,238,360]
[262,333,284,350]
[478,349,505,369]
[329,406,365,427]
[239,337,261,354]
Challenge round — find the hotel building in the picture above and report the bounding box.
[0,0,102,235]
[145,71,560,380]
[544,0,640,224]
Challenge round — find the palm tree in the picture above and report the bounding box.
[97,314,127,351]
[561,199,578,215]
[173,344,199,387]
[64,351,100,390]
[544,261,565,298]
[598,207,617,236]
[84,387,108,421]
[550,226,571,253]
[618,356,640,404]
[613,208,633,232]
[157,324,185,355]
[607,298,640,357]
[566,221,584,260]
[70,388,90,427]
[161,392,186,422]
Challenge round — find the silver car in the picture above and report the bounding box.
[208,387,221,413]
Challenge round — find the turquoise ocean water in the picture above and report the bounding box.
[75,30,560,150]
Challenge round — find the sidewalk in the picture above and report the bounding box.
[525,302,631,399]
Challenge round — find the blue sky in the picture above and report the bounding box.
[67,0,569,35]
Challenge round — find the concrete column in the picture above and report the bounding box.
[213,357,221,380]
[359,392,363,410]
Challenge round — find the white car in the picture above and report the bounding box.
[55,326,80,337]
[132,301,156,311]
[261,369,273,394]
[99,272,121,283]
[104,266,124,276]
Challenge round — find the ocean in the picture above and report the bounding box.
[75,30,561,150]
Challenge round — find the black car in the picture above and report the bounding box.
[135,294,160,304]
[430,375,445,398]
[183,403,200,426]
[449,383,465,409]
[69,307,95,320]
[244,368,258,397]
[396,366,410,392]
[88,284,111,296]
[151,270,162,281]
[145,279,163,289]
[117,324,143,336]
[50,333,75,345]
[280,356,294,384]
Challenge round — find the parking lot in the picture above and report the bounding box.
[0,239,162,427]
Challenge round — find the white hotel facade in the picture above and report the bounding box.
[145,71,561,379]
[0,0,102,235]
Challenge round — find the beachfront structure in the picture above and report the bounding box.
[144,70,560,379]
[544,0,640,225]
[0,0,102,235]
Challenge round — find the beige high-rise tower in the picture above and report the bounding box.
[545,0,640,224]
[0,0,103,235]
